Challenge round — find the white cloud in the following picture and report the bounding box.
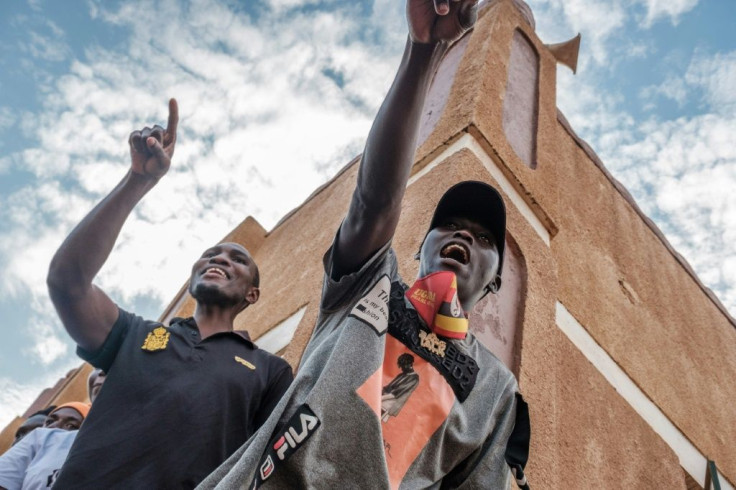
[685,50,736,112]
[267,0,328,13]
[0,356,80,429]
[640,75,689,106]
[27,330,69,366]
[556,69,636,146]
[637,0,699,27]
[0,378,46,429]
[530,0,626,65]
[23,27,69,62]
[0,107,15,131]
[27,0,43,12]
[640,49,736,113]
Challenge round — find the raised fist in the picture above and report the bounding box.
[128,98,178,180]
[407,0,479,45]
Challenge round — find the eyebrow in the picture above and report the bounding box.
[227,245,250,258]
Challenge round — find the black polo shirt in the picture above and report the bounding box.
[53,309,293,490]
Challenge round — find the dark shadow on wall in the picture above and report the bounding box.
[469,234,527,377]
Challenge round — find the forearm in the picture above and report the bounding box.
[356,38,446,214]
[335,39,447,275]
[47,171,156,297]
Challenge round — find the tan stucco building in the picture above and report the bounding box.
[2,1,734,488]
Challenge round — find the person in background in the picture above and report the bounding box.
[46,100,292,490]
[8,367,105,450]
[0,403,90,490]
[40,404,88,432]
[86,369,105,403]
[10,408,55,448]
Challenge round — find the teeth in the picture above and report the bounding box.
[205,267,227,278]
[440,244,469,264]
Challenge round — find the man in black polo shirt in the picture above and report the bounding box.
[46,99,293,489]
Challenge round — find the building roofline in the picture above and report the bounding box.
[268,154,362,233]
[556,108,736,329]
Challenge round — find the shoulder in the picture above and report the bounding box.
[463,334,518,393]
[104,307,161,339]
[256,349,292,374]
[253,347,287,364]
[13,427,47,451]
[77,307,160,370]
[12,428,74,453]
[321,242,399,311]
[121,308,162,330]
[37,429,78,453]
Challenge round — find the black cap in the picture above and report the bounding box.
[427,181,506,289]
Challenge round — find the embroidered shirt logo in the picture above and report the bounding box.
[141,326,170,351]
[418,331,446,358]
[235,356,256,370]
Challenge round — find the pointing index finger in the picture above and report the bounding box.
[166,98,179,138]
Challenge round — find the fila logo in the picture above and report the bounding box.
[259,456,274,481]
[251,404,321,488]
[273,412,319,460]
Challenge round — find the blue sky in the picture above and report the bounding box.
[0,0,734,427]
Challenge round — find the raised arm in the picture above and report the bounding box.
[331,0,478,277]
[47,99,178,352]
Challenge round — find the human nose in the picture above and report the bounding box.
[208,253,230,266]
[453,229,474,244]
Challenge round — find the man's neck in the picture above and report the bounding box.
[193,304,238,339]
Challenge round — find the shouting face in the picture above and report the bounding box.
[418,216,500,310]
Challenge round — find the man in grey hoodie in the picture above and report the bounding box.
[199,0,530,488]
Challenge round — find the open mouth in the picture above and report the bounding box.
[203,267,229,279]
[440,243,469,265]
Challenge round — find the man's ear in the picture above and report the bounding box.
[245,286,260,306]
[488,276,501,294]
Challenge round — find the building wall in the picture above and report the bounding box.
[3,1,734,488]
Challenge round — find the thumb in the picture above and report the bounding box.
[147,137,168,163]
